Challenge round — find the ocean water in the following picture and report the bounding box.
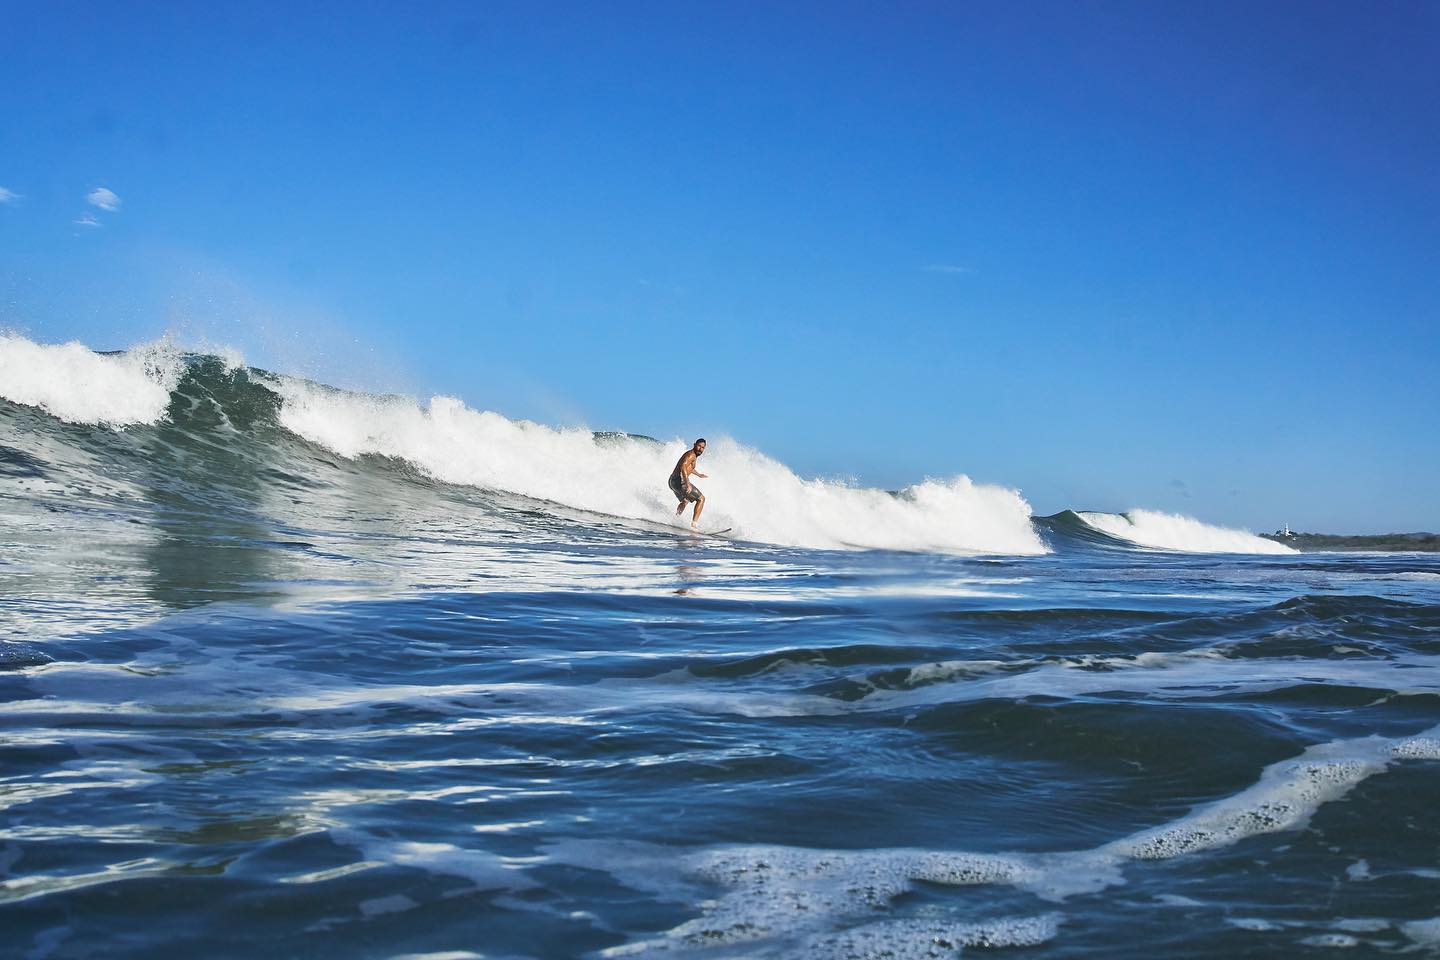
[3,337,1439,959]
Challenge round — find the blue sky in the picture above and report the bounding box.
[2,1,1436,532]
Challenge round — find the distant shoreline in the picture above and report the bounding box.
[1259,532,1440,552]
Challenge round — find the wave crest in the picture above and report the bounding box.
[1076,509,1295,555]
[0,335,1307,558]
[270,373,1047,555]
[0,335,184,427]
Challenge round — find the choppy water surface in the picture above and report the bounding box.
[3,345,1439,958]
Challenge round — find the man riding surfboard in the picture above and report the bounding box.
[669,438,708,529]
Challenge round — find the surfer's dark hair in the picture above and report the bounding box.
[695,438,706,446]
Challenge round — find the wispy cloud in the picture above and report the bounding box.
[87,187,121,211]
[922,263,974,275]
[0,187,19,204]
[74,214,102,228]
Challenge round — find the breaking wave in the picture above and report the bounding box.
[0,334,185,427]
[0,336,1044,555]
[1054,509,1301,555]
[270,375,1046,554]
[0,336,1293,556]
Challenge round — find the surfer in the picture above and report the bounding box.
[669,438,708,528]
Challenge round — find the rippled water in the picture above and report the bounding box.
[3,354,1440,957]
[6,526,1440,958]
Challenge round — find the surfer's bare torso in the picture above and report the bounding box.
[672,449,700,481]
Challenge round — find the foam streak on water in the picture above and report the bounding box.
[2,338,1439,958]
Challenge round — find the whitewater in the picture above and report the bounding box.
[6,334,1436,960]
[0,335,1285,556]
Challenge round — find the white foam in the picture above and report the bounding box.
[1078,509,1295,554]
[0,335,185,427]
[550,724,1440,954]
[794,913,1060,959]
[1102,739,1394,864]
[563,835,1063,957]
[1392,737,1440,760]
[270,375,1047,555]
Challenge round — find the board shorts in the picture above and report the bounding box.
[669,472,702,503]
